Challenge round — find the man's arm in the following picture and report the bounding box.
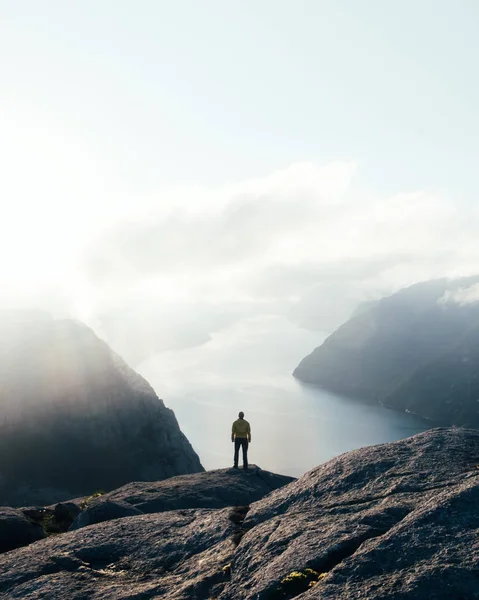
[247,423,251,443]
[231,422,236,442]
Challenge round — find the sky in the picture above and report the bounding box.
[1,0,479,363]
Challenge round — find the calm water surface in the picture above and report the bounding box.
[139,317,429,478]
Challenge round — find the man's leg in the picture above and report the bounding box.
[242,439,249,470]
[234,439,241,468]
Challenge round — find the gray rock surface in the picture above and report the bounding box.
[221,426,479,599]
[103,465,294,513]
[1,429,478,599]
[69,499,143,530]
[0,507,236,599]
[0,313,203,506]
[0,507,46,554]
[54,502,82,525]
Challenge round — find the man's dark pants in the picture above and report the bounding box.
[234,438,249,469]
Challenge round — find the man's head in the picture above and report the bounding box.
[238,411,244,419]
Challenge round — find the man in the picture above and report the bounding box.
[231,411,251,470]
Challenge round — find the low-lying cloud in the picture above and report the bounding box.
[439,283,479,307]
[2,159,478,363]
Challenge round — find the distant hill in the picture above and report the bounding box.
[0,313,203,506]
[293,276,479,426]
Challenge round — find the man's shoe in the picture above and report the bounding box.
[233,465,238,469]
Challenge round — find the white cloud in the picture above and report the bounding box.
[439,283,479,307]
[1,159,478,360]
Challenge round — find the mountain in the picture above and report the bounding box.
[293,276,479,426]
[0,312,203,506]
[1,428,478,599]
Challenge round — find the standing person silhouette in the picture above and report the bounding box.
[232,411,251,470]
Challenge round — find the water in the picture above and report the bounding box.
[138,316,429,478]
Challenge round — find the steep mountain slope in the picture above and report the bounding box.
[1,429,478,599]
[293,277,479,425]
[385,323,479,424]
[0,312,203,506]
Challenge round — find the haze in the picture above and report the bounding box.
[1,1,479,362]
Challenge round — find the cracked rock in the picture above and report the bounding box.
[1,428,479,599]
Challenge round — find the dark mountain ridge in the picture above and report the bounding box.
[0,313,203,506]
[294,276,479,426]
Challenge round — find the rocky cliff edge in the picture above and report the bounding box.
[1,428,478,599]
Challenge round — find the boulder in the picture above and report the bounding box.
[54,502,82,526]
[0,507,46,554]
[20,503,82,535]
[69,500,143,530]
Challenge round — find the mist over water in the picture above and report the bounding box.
[138,316,428,477]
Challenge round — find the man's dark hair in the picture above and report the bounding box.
[238,411,244,419]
